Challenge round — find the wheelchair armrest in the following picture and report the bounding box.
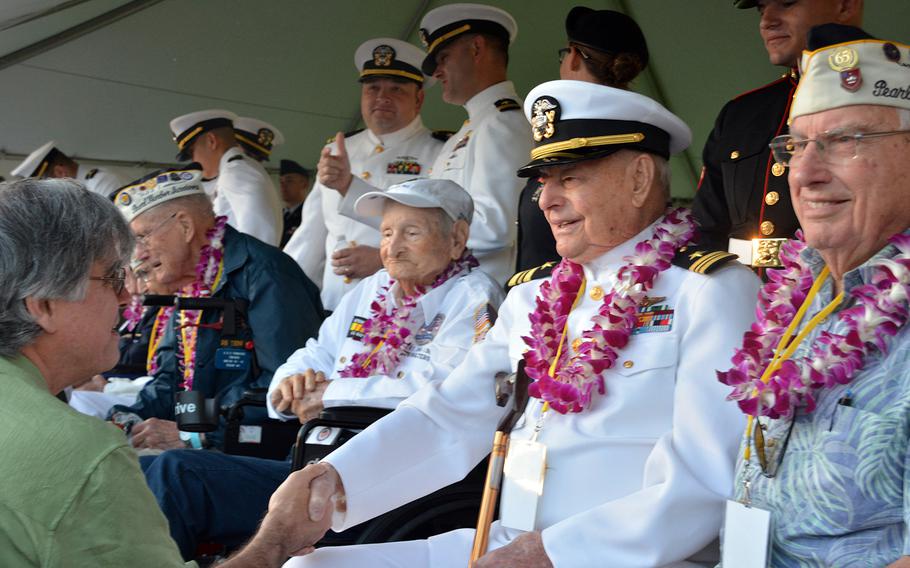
[222,388,268,422]
[318,405,393,426]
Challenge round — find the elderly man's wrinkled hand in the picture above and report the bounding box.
[290,380,329,423]
[474,531,553,568]
[264,463,341,556]
[130,418,184,450]
[331,245,382,279]
[318,132,353,195]
[271,370,327,416]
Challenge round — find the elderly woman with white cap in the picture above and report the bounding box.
[140,178,503,560]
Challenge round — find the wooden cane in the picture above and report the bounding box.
[469,361,530,566]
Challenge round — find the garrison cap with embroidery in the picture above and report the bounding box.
[169,109,238,161]
[113,165,206,221]
[354,178,474,224]
[234,116,285,162]
[418,3,517,75]
[565,7,649,66]
[517,80,691,177]
[355,37,434,87]
[12,140,68,178]
[791,24,910,121]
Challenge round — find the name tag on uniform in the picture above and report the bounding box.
[722,500,772,568]
[500,439,547,532]
[214,348,251,371]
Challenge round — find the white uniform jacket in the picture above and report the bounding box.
[283,117,444,311]
[267,266,503,415]
[340,82,531,287]
[322,222,761,567]
[212,146,282,246]
[77,164,125,198]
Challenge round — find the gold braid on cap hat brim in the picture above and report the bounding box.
[360,69,424,83]
[530,133,645,160]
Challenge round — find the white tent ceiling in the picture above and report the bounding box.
[1,0,908,197]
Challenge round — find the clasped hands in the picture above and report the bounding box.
[270,369,330,423]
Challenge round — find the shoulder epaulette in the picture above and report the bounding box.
[506,260,557,291]
[431,129,455,142]
[85,168,98,180]
[672,245,738,274]
[494,98,521,112]
[732,75,792,102]
[227,154,245,163]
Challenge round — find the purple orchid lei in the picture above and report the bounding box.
[718,231,910,419]
[523,208,698,414]
[173,215,228,390]
[339,252,479,378]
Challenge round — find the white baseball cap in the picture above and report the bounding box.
[354,178,473,224]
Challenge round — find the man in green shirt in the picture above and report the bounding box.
[0,179,328,567]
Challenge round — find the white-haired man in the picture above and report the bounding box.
[718,25,910,568]
[240,80,762,567]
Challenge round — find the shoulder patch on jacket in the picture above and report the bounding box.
[431,129,455,142]
[85,168,98,180]
[494,98,521,112]
[325,129,365,145]
[506,260,557,291]
[227,154,245,163]
[673,245,738,274]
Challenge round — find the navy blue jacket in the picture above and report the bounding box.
[111,226,323,446]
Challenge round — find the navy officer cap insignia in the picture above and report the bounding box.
[531,96,559,142]
[373,44,396,67]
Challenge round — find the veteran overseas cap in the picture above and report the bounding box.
[354,178,474,224]
[355,37,434,86]
[517,80,691,177]
[170,109,238,161]
[791,24,910,120]
[565,6,649,66]
[234,116,285,161]
[418,3,517,75]
[114,165,206,221]
[12,140,67,178]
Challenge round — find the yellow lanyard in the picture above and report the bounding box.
[743,266,844,462]
[540,276,587,417]
[145,307,166,373]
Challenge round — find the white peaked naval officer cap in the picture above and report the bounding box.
[418,3,517,75]
[234,116,285,161]
[12,140,64,178]
[355,37,435,87]
[517,79,692,177]
[169,109,239,161]
[354,178,474,224]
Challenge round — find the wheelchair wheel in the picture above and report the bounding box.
[356,487,484,544]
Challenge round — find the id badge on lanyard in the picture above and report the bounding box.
[722,474,772,568]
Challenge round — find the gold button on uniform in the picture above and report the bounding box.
[397,371,404,378]
[571,338,582,351]
[374,145,384,153]
[622,360,634,369]
[760,220,775,236]
[339,356,347,363]
[589,286,604,301]
[765,191,780,206]
[729,150,740,160]
[771,162,786,177]
[361,171,371,180]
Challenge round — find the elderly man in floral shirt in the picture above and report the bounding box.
[718,25,910,567]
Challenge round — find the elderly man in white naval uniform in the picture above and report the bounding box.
[254,81,761,567]
[12,140,125,197]
[332,4,530,287]
[284,37,445,311]
[169,109,283,246]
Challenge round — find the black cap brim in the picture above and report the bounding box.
[517,146,625,178]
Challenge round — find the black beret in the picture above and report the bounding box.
[565,7,649,67]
